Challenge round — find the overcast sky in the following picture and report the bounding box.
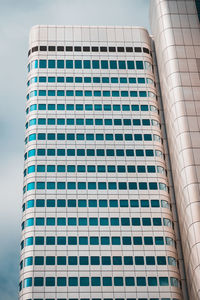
[0,0,150,299]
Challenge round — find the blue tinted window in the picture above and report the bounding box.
[102,77,109,83]
[136,61,144,69]
[92,60,99,69]
[66,76,73,82]
[75,60,82,69]
[84,60,91,69]
[118,61,126,69]
[111,77,118,83]
[48,60,55,68]
[57,60,64,68]
[129,77,136,83]
[84,77,91,83]
[57,76,64,82]
[39,76,46,82]
[110,60,117,69]
[48,76,55,82]
[101,60,108,69]
[66,60,73,68]
[120,77,127,83]
[138,77,145,84]
[127,61,135,69]
[39,60,46,68]
[35,236,44,245]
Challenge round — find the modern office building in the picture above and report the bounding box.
[19,1,200,300]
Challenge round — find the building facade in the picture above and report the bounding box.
[19,1,200,300]
[150,0,200,299]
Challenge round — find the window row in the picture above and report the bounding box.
[26,103,158,114]
[26,118,160,128]
[24,148,164,160]
[24,164,165,177]
[20,255,176,269]
[22,217,172,230]
[20,235,176,249]
[27,76,154,86]
[20,276,179,289]
[26,133,162,143]
[23,199,170,211]
[28,59,152,71]
[24,181,168,193]
[28,45,151,55]
[27,89,156,100]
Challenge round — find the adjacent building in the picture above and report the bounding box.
[150,1,200,299]
[19,1,200,300]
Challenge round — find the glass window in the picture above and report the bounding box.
[39,60,46,68]
[101,237,110,245]
[46,277,55,286]
[135,256,144,265]
[34,236,43,245]
[136,61,144,69]
[24,256,33,266]
[168,256,176,266]
[102,77,109,83]
[68,217,77,225]
[146,256,155,265]
[102,257,111,265]
[113,256,122,265]
[92,60,99,69]
[57,237,66,245]
[57,218,66,226]
[35,256,44,265]
[125,277,135,286]
[68,237,77,245]
[80,277,89,286]
[148,277,157,286]
[112,237,120,245]
[36,199,45,207]
[24,277,32,288]
[114,277,123,286]
[46,256,55,265]
[144,237,153,245]
[66,60,73,68]
[124,256,133,264]
[80,256,89,265]
[109,199,118,207]
[90,237,99,245]
[48,60,55,68]
[57,277,66,286]
[118,60,126,69]
[127,61,135,69]
[159,277,169,286]
[109,60,117,69]
[79,237,88,245]
[84,77,91,83]
[136,277,146,286]
[83,60,91,69]
[68,277,78,286]
[68,256,77,265]
[101,60,108,69]
[57,60,64,68]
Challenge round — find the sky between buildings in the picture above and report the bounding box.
[0,0,149,299]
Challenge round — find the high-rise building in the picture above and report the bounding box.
[19,1,200,300]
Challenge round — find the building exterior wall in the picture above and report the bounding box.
[150,1,200,299]
[19,26,183,300]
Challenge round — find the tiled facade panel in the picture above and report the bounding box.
[150,1,200,299]
[19,26,183,300]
